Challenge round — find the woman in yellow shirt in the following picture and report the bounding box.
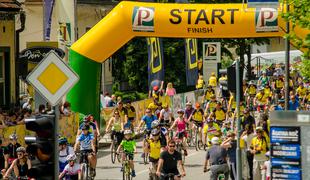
[147,129,161,178]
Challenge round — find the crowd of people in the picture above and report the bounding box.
[1,63,309,180]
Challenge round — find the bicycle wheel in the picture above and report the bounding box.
[187,129,193,147]
[122,163,126,180]
[195,130,199,151]
[111,141,116,164]
[80,163,87,180]
[125,163,132,180]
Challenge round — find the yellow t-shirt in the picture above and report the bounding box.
[147,139,161,159]
[192,109,204,122]
[264,88,272,97]
[196,79,204,89]
[251,136,269,155]
[297,87,307,97]
[147,103,158,114]
[255,93,268,104]
[214,109,226,121]
[306,93,310,102]
[249,85,257,95]
[204,90,215,102]
[126,106,136,118]
[208,101,217,112]
[275,79,284,89]
[229,96,237,110]
[208,76,217,87]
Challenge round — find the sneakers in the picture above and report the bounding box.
[131,170,136,177]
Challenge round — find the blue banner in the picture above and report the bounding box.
[147,37,164,89]
[43,0,55,41]
[185,39,198,86]
[270,126,300,144]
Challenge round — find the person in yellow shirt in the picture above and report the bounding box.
[188,103,205,144]
[208,72,217,88]
[203,118,221,147]
[205,95,218,114]
[125,100,136,131]
[147,129,161,179]
[148,98,159,114]
[196,74,205,90]
[264,84,273,102]
[202,85,215,105]
[228,93,237,112]
[296,83,307,98]
[209,102,226,127]
[250,127,269,180]
[254,88,269,111]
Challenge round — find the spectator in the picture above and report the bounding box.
[165,82,176,97]
[221,131,237,180]
[117,96,122,104]
[241,125,255,180]
[107,95,116,107]
[261,151,271,180]
[62,101,72,116]
[38,104,47,114]
[196,74,205,90]
[0,138,9,178]
[208,72,217,89]
[241,109,255,131]
[22,97,33,110]
[100,92,111,108]
[289,95,299,110]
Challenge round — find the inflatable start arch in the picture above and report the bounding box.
[67,1,309,119]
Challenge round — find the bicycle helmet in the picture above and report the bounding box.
[124,129,132,135]
[195,102,200,108]
[151,120,160,128]
[249,80,255,85]
[153,86,159,91]
[58,136,68,145]
[16,146,26,153]
[66,154,77,161]
[211,137,220,145]
[151,129,160,136]
[177,109,184,114]
[81,124,90,130]
[9,133,18,140]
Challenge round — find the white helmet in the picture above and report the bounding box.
[66,154,77,161]
[211,137,220,145]
[124,129,132,135]
[151,120,160,128]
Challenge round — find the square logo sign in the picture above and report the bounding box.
[132,6,155,32]
[255,8,278,32]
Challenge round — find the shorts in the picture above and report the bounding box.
[160,136,167,148]
[149,157,159,163]
[124,152,134,160]
[176,131,187,139]
[275,88,282,94]
[192,120,203,128]
[111,130,124,145]
[160,170,180,180]
[160,119,170,126]
[65,174,79,180]
[80,149,93,163]
[215,120,225,127]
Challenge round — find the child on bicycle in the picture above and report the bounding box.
[146,129,161,179]
[59,154,81,180]
[117,129,136,177]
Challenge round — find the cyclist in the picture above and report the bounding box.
[264,84,273,104]
[77,116,97,136]
[202,86,215,108]
[7,134,21,166]
[203,118,221,147]
[208,72,217,89]
[296,82,307,100]
[137,108,157,158]
[156,140,186,180]
[258,71,269,87]
[59,154,81,180]
[115,101,128,126]
[169,109,188,156]
[273,73,284,100]
[105,111,124,146]
[146,129,161,179]
[184,102,194,120]
[205,95,218,114]
[74,124,97,177]
[155,102,163,119]
[152,120,169,152]
[59,137,75,173]
[209,102,226,127]
[196,74,205,90]
[188,103,205,145]
[245,80,257,108]
[148,98,160,114]
[159,104,173,126]
[124,100,136,130]
[3,147,31,179]
[254,87,269,112]
[117,129,136,177]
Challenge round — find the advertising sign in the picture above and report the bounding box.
[202,42,221,62]
[270,126,301,180]
[248,0,279,8]
[255,8,278,32]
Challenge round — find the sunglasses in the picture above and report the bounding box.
[169,145,175,148]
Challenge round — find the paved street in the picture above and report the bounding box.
[96,140,211,180]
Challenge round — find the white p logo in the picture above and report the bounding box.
[134,7,154,26]
[257,8,278,27]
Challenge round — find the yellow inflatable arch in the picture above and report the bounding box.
[67,1,309,119]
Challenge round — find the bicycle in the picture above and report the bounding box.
[142,129,151,165]
[110,133,121,164]
[192,121,203,151]
[121,152,133,180]
[79,151,95,180]
[149,162,159,180]
[175,136,185,165]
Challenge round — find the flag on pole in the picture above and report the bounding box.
[43,0,55,41]
[147,37,164,89]
[185,38,198,86]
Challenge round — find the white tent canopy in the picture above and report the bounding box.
[245,50,303,65]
